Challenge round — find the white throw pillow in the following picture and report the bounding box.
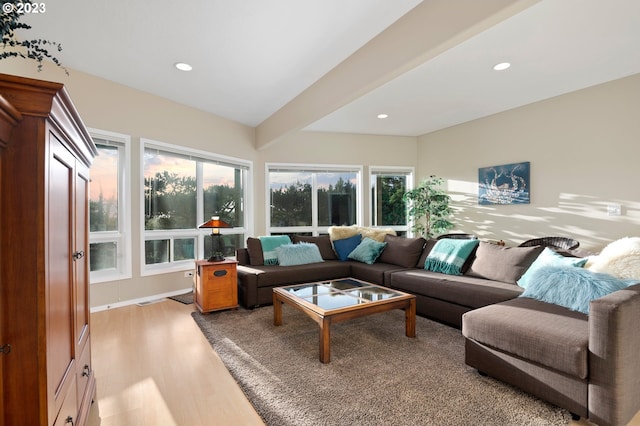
[587,237,640,280]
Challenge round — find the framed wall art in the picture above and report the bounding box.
[478,161,530,205]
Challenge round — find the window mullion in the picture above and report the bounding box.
[196,161,204,259]
[311,172,318,234]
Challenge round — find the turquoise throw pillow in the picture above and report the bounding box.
[275,243,324,266]
[258,235,292,265]
[424,239,480,275]
[517,248,587,289]
[519,265,637,314]
[333,234,362,261]
[348,237,387,264]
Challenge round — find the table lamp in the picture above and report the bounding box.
[198,216,232,261]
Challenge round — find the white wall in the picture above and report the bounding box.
[417,73,640,252]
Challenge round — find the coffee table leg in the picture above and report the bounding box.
[405,298,416,338]
[273,294,283,326]
[319,316,330,363]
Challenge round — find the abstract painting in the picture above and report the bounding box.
[478,161,530,205]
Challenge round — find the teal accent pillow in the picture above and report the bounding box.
[517,248,588,289]
[519,265,637,314]
[333,234,362,261]
[424,239,480,275]
[275,243,324,266]
[258,235,292,265]
[348,237,387,264]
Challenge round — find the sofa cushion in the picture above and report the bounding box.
[517,247,588,289]
[520,265,636,314]
[333,234,362,261]
[350,262,406,286]
[424,239,480,275]
[462,297,589,379]
[238,261,351,288]
[390,269,522,309]
[378,235,426,268]
[467,242,543,284]
[416,238,438,268]
[246,237,264,266]
[348,237,387,264]
[275,243,324,266]
[291,235,337,260]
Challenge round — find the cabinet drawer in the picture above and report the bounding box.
[53,375,78,426]
[76,336,93,406]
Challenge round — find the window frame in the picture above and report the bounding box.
[88,128,132,284]
[266,162,363,236]
[141,138,252,276]
[370,166,414,236]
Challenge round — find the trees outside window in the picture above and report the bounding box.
[268,165,361,236]
[142,141,250,273]
[370,168,413,236]
[89,131,131,283]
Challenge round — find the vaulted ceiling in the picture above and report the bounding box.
[22,0,640,148]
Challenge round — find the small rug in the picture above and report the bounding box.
[191,306,570,426]
[168,291,193,305]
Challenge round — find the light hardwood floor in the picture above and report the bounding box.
[87,300,264,426]
[87,299,639,426]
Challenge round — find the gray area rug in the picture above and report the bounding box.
[191,305,570,426]
[168,291,193,305]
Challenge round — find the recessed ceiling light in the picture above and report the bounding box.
[493,62,511,71]
[175,62,193,71]
[377,113,389,119]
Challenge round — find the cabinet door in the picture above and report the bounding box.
[74,161,92,406]
[74,163,90,350]
[48,134,77,425]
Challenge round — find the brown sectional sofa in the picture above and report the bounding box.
[235,233,640,426]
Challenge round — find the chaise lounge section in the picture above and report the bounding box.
[462,284,640,426]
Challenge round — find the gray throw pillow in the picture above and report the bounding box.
[467,242,543,284]
[378,235,426,268]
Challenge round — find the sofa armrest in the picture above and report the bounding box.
[588,283,640,426]
[236,248,250,265]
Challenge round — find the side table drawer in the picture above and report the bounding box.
[204,267,234,284]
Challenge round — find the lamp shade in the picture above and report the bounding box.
[198,216,232,229]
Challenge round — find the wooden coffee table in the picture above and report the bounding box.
[273,278,416,363]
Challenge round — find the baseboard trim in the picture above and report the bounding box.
[91,287,193,313]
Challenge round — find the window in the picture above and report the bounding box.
[143,139,251,274]
[267,163,362,236]
[89,129,132,283]
[370,167,413,236]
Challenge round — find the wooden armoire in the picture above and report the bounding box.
[0,74,97,426]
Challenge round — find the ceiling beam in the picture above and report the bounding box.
[255,0,541,150]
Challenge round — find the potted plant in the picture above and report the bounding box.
[403,175,454,238]
[1,1,66,73]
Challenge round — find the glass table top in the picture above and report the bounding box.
[280,279,407,310]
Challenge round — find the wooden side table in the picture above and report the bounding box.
[194,259,238,313]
